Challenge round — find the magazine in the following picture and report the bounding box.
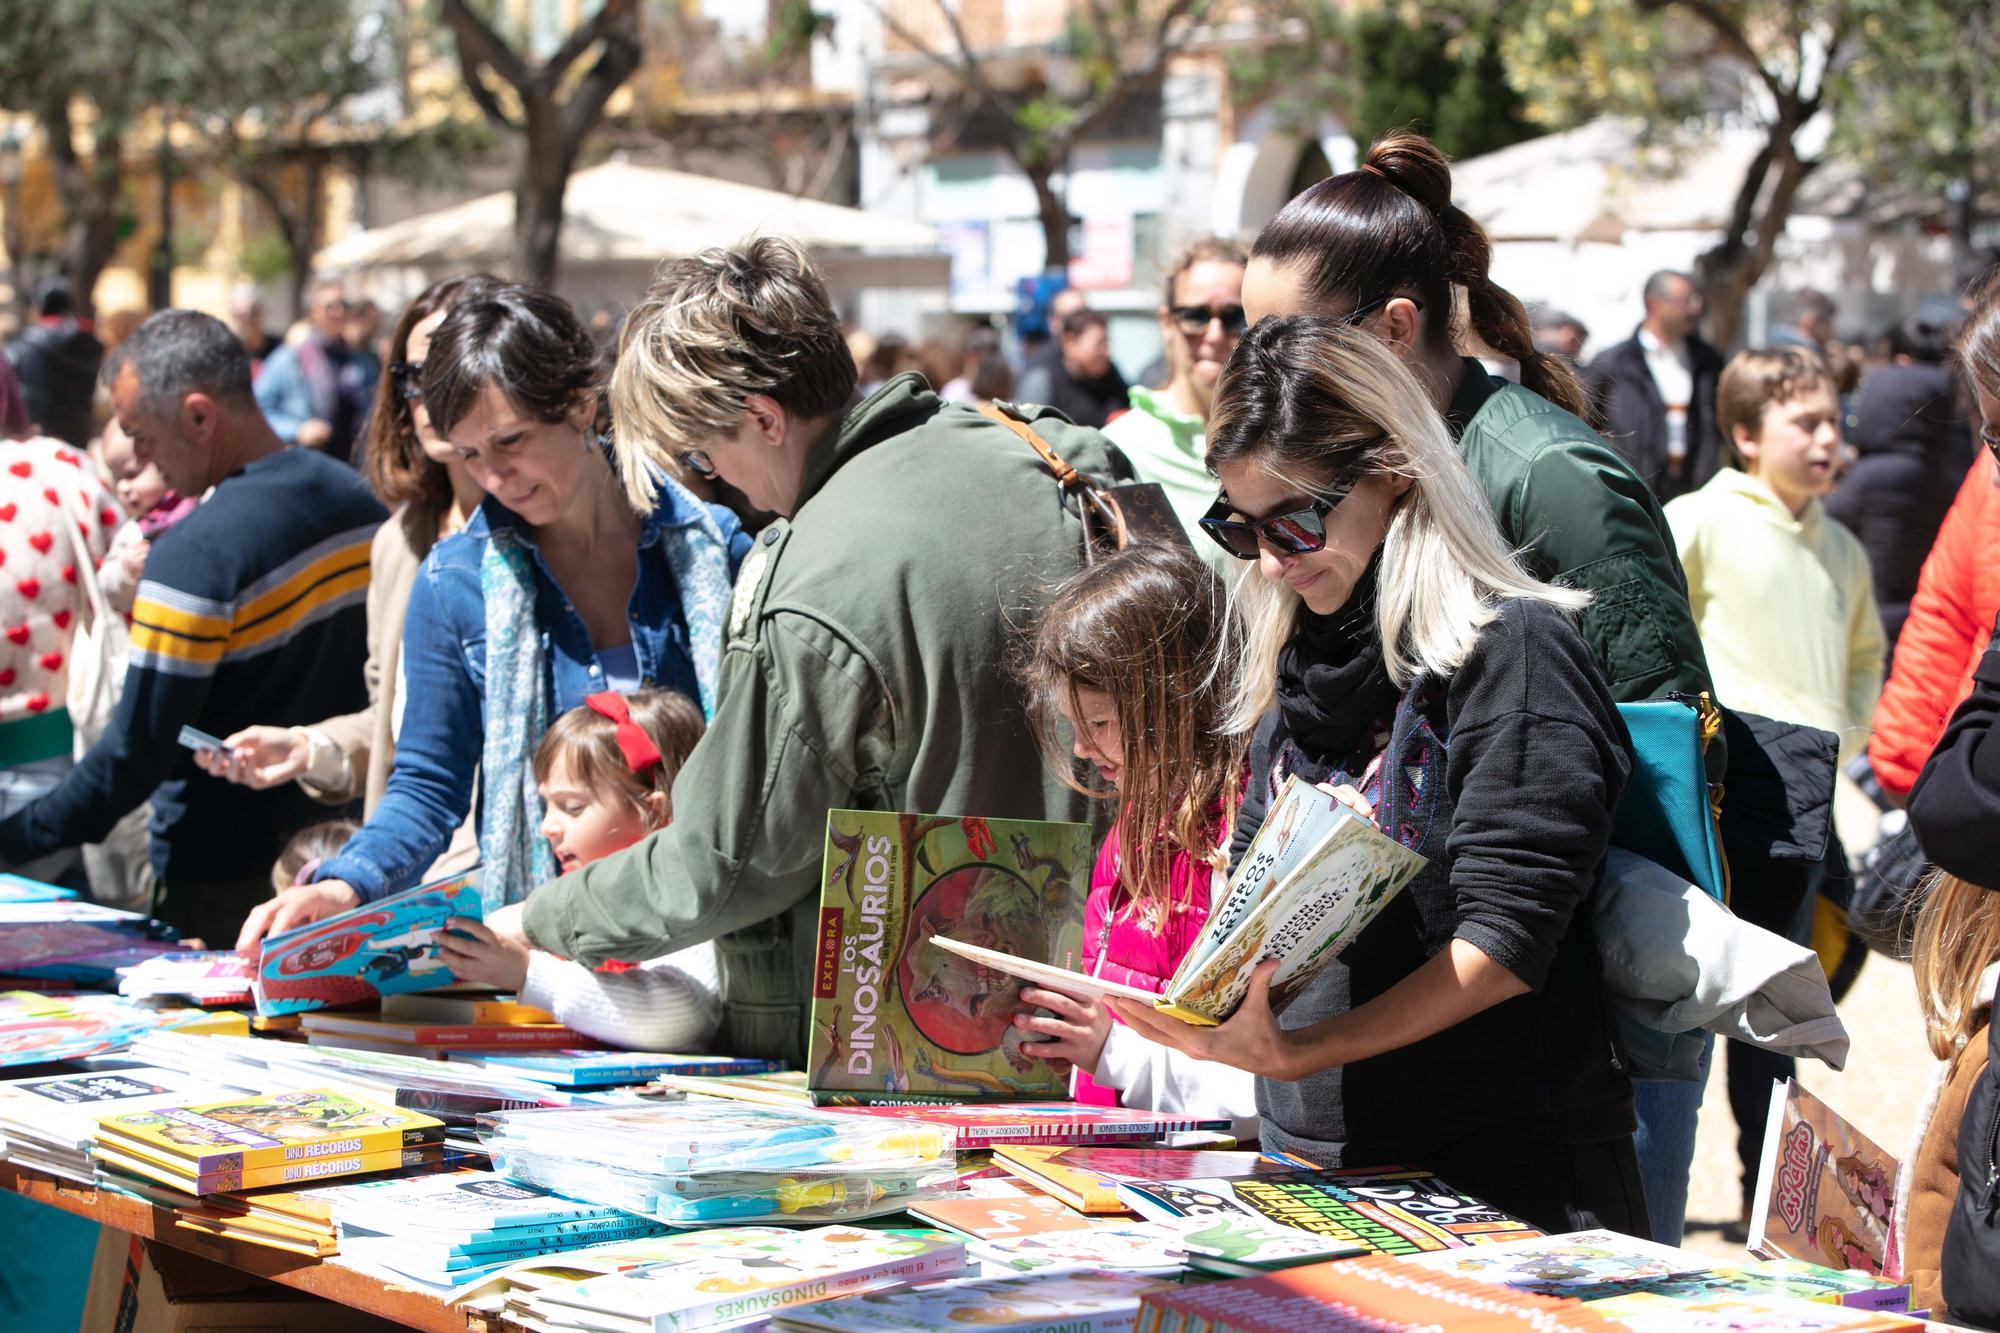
[253,870,482,1016]
[1118,1166,1542,1256]
[1748,1079,1899,1276]
[807,809,1094,1097]
[772,1269,1179,1333]
[934,774,1426,1025]
[819,1102,1232,1151]
[528,1225,968,1332]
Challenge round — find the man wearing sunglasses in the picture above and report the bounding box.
[1104,237,1249,567]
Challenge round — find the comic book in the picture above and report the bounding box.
[526,1225,969,1332]
[1402,1229,1715,1294]
[1117,1166,1542,1257]
[253,870,482,1016]
[820,1101,1232,1150]
[93,1086,444,1175]
[992,1145,1282,1213]
[933,774,1426,1026]
[1748,1079,1899,1277]
[807,809,1094,1098]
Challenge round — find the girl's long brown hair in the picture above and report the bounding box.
[1252,130,1589,419]
[1912,870,2000,1063]
[1020,544,1244,930]
[362,272,503,509]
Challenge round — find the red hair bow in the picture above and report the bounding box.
[584,692,663,774]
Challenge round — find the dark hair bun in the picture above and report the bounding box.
[1364,132,1454,218]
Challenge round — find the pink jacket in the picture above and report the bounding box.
[1072,819,1219,1107]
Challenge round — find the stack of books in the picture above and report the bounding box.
[479,1101,960,1226]
[118,950,254,1006]
[816,1103,1235,1152]
[0,989,246,1067]
[0,1065,249,1182]
[461,1050,785,1089]
[0,898,183,989]
[380,990,555,1025]
[89,1086,447,1195]
[508,1225,970,1333]
[320,1168,672,1288]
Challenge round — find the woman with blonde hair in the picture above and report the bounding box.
[1110,316,1643,1236]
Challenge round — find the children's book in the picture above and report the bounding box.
[93,1086,444,1175]
[1584,1292,1921,1333]
[0,990,243,1067]
[1118,1166,1542,1257]
[1403,1229,1715,1294]
[447,1226,800,1307]
[0,1066,250,1155]
[906,1193,1100,1241]
[1137,1254,1619,1333]
[771,1270,1182,1333]
[991,1144,1280,1213]
[480,1101,957,1176]
[320,1168,633,1238]
[116,951,253,1005]
[1749,1079,1899,1277]
[92,1140,440,1194]
[806,809,1094,1098]
[253,870,482,1016]
[381,991,554,1025]
[934,774,1426,1026]
[468,1051,785,1088]
[1164,1211,1372,1276]
[969,1221,1192,1277]
[819,1102,1232,1151]
[1720,1260,1911,1313]
[0,873,77,903]
[528,1225,969,1332]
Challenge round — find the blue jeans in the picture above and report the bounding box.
[1631,1029,1715,1245]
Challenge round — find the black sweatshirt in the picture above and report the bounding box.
[1241,597,1636,1165]
[1908,614,2000,887]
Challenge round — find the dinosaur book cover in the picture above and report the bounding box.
[808,809,1093,1099]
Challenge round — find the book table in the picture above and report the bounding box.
[0,1159,466,1332]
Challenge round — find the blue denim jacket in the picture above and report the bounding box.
[320,483,749,901]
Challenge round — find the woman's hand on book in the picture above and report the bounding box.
[1107,959,1319,1081]
[1316,783,1374,821]
[234,880,362,956]
[1012,985,1112,1074]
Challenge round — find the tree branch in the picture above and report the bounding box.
[1642,0,1792,105]
[546,0,634,80]
[559,15,643,150]
[439,0,528,129]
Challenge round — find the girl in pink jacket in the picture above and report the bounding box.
[1013,543,1257,1136]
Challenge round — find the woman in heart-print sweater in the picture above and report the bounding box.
[0,434,120,770]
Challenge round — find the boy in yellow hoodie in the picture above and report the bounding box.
[1666,345,1887,1236]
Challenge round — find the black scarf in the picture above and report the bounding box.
[1273,556,1402,783]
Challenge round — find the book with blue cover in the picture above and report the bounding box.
[469,1051,785,1088]
[320,1168,633,1239]
[253,872,481,1016]
[0,873,77,903]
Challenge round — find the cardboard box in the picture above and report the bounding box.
[77,1228,411,1333]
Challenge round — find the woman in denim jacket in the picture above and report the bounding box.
[239,286,747,944]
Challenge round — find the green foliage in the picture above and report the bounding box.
[1827,0,1997,198]
[238,225,295,286]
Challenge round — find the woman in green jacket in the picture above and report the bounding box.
[1240,130,1718,1245]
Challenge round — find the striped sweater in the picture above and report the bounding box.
[0,448,386,880]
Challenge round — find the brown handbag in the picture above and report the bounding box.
[978,403,1189,562]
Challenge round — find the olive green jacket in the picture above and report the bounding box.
[1446,362,1723,775]
[522,375,1134,1063]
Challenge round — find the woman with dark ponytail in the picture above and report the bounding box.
[1244,132,1721,1245]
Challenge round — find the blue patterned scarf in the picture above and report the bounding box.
[651,471,731,719]
[478,530,556,910]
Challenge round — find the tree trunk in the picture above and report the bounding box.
[287,152,323,312]
[1028,165,1072,273]
[41,97,124,320]
[513,111,571,287]
[1694,127,1812,352]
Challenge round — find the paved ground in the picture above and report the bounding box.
[1678,781,1930,1261]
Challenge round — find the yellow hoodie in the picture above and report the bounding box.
[1666,467,1886,761]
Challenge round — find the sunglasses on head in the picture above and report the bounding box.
[1171,304,1248,336]
[1983,423,2000,468]
[1199,487,1355,561]
[387,361,424,402]
[673,448,718,480]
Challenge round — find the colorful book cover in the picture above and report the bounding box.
[993,1145,1280,1213]
[1137,1254,1618,1333]
[478,1101,956,1176]
[448,1226,801,1307]
[320,1169,630,1236]
[93,1140,439,1194]
[820,1102,1231,1151]
[94,1086,443,1173]
[116,950,253,1003]
[1584,1292,1921,1333]
[773,1270,1181,1332]
[1406,1229,1715,1293]
[970,1221,1191,1276]
[0,873,77,903]
[907,1193,1100,1241]
[808,809,1093,1098]
[1167,1211,1371,1275]
[0,1066,248,1150]
[1118,1167,1542,1256]
[380,992,554,1025]
[1721,1260,1911,1313]
[0,991,239,1067]
[253,871,482,1016]
[1749,1079,1899,1276]
[653,1069,981,1108]
[471,1051,785,1087]
[531,1225,968,1331]
[934,775,1426,1027]
[297,1011,591,1048]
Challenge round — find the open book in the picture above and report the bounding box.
[931,774,1426,1026]
[1749,1079,1898,1277]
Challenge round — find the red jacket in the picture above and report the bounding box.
[1872,452,2000,795]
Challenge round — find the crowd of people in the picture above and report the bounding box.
[0,128,1997,1324]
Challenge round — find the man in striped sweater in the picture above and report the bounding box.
[0,311,385,942]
